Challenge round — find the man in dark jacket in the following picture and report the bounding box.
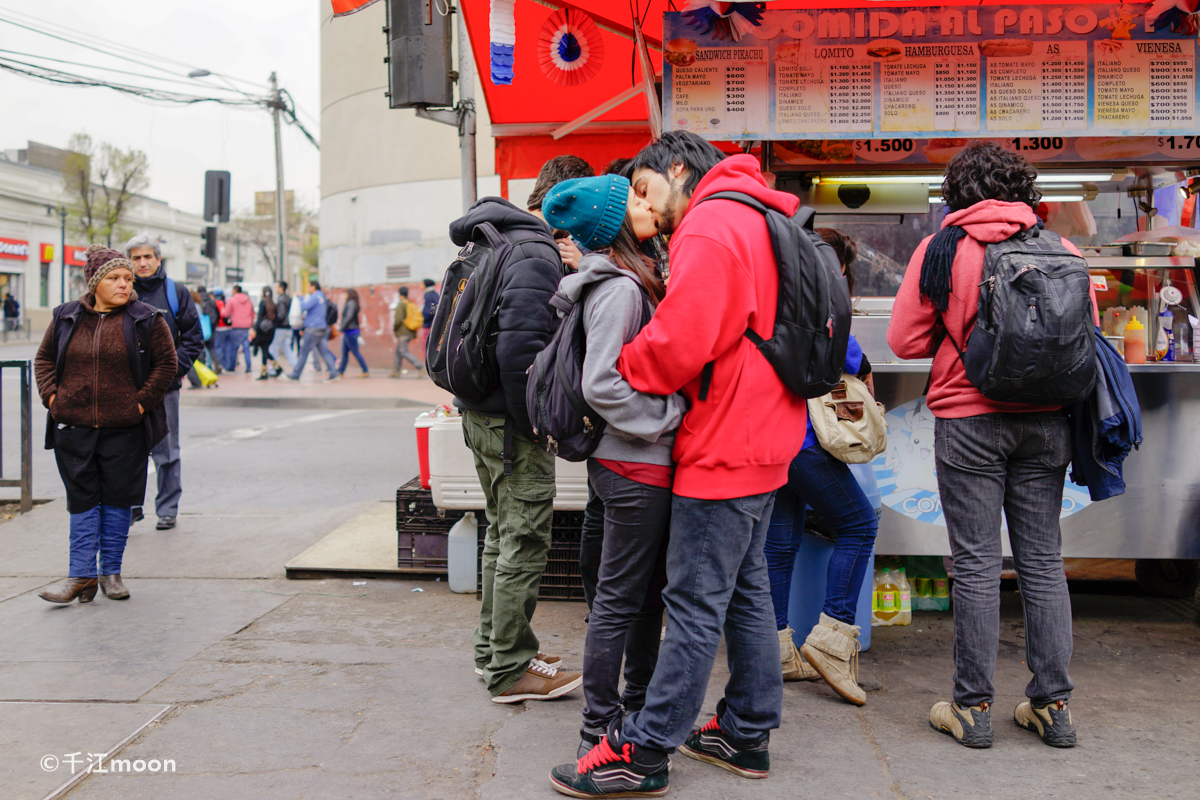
[126,234,205,531]
[449,197,582,705]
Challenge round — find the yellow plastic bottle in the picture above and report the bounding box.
[896,567,913,625]
[873,567,901,625]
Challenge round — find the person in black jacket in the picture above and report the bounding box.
[419,278,438,361]
[125,234,204,531]
[449,197,582,704]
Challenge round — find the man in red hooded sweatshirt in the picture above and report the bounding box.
[550,132,810,798]
[889,142,1097,751]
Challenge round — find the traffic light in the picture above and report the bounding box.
[204,171,231,222]
[202,226,217,259]
[384,0,453,109]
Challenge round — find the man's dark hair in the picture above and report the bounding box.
[942,141,1041,212]
[631,131,726,198]
[423,278,435,288]
[527,155,595,211]
[398,286,409,296]
[278,280,288,292]
[311,280,321,291]
[233,284,242,293]
[197,285,207,292]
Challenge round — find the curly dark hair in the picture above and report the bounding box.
[941,141,1041,212]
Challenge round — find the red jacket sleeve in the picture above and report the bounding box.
[617,234,757,395]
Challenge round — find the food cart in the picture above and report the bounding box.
[657,0,1200,596]
[449,0,1200,597]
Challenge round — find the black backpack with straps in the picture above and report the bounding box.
[696,191,851,401]
[526,279,653,461]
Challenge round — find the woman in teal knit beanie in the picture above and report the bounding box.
[542,174,687,768]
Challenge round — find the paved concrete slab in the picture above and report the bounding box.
[0,702,170,800]
[178,368,451,410]
[285,501,407,576]
[0,579,294,701]
[0,500,367,580]
[0,577,54,602]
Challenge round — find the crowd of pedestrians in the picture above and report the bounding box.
[30,136,1091,795]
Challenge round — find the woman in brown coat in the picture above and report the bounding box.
[34,245,176,604]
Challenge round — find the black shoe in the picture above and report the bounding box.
[156,516,176,530]
[130,507,144,523]
[550,721,669,798]
[678,702,769,779]
[1015,699,1077,747]
[930,701,994,748]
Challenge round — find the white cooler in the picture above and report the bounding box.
[427,416,589,511]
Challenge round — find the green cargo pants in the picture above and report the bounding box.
[462,409,556,696]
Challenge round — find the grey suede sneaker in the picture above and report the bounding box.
[1015,699,1077,748]
[929,701,994,748]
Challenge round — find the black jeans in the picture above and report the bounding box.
[581,460,671,735]
[935,412,1075,708]
[580,479,605,611]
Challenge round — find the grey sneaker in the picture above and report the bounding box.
[1015,699,1077,747]
[929,701,994,748]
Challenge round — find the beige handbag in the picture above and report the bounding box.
[806,375,887,464]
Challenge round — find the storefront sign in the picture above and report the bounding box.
[0,237,30,260]
[664,4,1199,141]
[872,398,1092,527]
[64,245,88,267]
[40,243,54,262]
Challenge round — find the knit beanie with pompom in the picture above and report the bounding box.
[83,244,133,293]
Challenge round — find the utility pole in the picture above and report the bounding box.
[269,72,288,286]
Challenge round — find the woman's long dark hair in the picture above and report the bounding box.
[603,214,665,305]
[262,286,276,321]
[816,228,858,296]
[346,287,359,305]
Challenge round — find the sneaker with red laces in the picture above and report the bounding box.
[491,659,581,704]
[549,727,670,798]
[678,705,770,779]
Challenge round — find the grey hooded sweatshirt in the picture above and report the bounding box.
[556,253,687,466]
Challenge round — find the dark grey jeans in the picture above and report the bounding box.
[935,412,1075,708]
[581,461,671,735]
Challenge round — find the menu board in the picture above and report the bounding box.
[662,4,1200,141]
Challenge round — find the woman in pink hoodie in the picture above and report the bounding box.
[889,142,1096,751]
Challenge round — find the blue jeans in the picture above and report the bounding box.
[935,413,1075,707]
[290,327,338,377]
[622,491,780,752]
[338,329,369,374]
[224,328,251,371]
[69,504,132,578]
[764,445,878,628]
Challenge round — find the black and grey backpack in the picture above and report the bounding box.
[948,227,1096,405]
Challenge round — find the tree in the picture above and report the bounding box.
[61,132,150,248]
[229,205,316,282]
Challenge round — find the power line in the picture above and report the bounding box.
[0,58,262,107]
[0,47,255,93]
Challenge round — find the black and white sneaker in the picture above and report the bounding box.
[550,722,669,798]
[1015,699,1077,747]
[678,706,770,779]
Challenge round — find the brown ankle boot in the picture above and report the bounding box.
[99,574,130,600]
[39,578,98,604]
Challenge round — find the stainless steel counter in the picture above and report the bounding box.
[850,314,1200,559]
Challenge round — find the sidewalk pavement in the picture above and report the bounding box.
[4,490,1198,799]
[180,367,453,410]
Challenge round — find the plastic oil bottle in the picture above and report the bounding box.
[872,567,901,626]
[896,566,913,625]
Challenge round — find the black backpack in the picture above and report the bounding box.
[947,227,1096,405]
[696,191,850,401]
[325,298,338,327]
[426,221,559,403]
[275,294,291,327]
[526,279,652,461]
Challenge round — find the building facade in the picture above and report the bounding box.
[0,141,277,331]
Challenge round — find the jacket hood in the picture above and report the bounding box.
[133,264,166,291]
[449,197,552,246]
[686,154,800,218]
[942,199,1038,243]
[556,253,635,307]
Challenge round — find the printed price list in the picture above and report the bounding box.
[671,48,768,136]
[882,47,979,132]
[986,42,1087,131]
[774,45,873,133]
